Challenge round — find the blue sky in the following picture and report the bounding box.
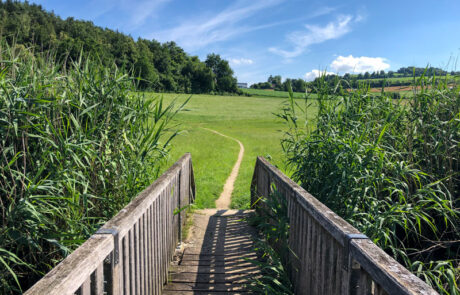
[29,0,460,84]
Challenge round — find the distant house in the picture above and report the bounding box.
[237,82,248,89]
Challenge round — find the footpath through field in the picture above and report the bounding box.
[162,209,260,294]
[201,128,245,209]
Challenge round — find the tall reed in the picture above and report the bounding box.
[281,76,459,294]
[0,43,184,293]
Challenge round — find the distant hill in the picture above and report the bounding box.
[0,0,238,93]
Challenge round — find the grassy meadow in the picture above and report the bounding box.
[241,87,310,98]
[153,93,316,209]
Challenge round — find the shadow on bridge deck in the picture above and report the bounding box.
[163,209,261,294]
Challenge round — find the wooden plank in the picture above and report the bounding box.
[80,277,91,295]
[181,253,258,262]
[24,235,113,295]
[163,291,252,295]
[169,272,262,284]
[153,200,163,294]
[146,205,152,295]
[350,239,438,295]
[137,213,145,294]
[112,239,122,294]
[160,190,166,286]
[129,229,135,295]
[154,199,160,295]
[92,264,104,295]
[134,221,141,294]
[334,240,343,295]
[162,282,248,292]
[169,265,262,274]
[122,235,130,295]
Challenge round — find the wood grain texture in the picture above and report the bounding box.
[24,235,113,295]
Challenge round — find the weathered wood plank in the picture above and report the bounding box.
[80,276,91,295]
[169,272,262,284]
[162,291,253,295]
[24,235,113,295]
[162,282,248,292]
[350,239,438,295]
[92,264,104,295]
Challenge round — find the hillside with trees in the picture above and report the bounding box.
[0,0,238,94]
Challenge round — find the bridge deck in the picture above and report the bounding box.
[163,209,260,294]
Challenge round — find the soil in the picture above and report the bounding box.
[201,128,245,209]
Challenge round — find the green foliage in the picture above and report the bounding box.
[0,44,183,293]
[247,189,294,294]
[205,53,238,93]
[251,75,307,93]
[280,74,459,294]
[0,1,238,94]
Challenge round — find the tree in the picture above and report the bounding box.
[0,1,240,94]
[268,75,282,89]
[205,53,237,93]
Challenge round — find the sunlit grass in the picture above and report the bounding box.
[153,93,317,209]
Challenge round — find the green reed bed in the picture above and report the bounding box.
[0,44,182,293]
[280,77,459,294]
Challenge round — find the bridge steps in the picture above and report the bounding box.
[162,209,260,294]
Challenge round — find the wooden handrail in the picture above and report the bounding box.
[25,153,195,295]
[251,156,438,295]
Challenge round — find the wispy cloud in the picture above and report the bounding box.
[123,0,171,29]
[86,0,170,30]
[269,14,361,59]
[151,0,285,50]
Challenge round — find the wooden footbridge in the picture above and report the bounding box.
[25,154,438,295]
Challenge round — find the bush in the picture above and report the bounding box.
[0,43,184,293]
[280,76,459,294]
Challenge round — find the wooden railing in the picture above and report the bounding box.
[25,153,195,295]
[251,157,438,295]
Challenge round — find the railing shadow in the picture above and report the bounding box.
[189,209,259,293]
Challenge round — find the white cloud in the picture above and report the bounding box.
[330,55,390,73]
[270,14,360,59]
[230,58,254,66]
[304,69,336,81]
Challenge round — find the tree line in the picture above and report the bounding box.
[0,0,238,94]
[251,67,460,92]
[251,75,307,92]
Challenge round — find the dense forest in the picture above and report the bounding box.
[252,67,460,92]
[0,0,238,94]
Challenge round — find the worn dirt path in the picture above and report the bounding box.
[201,128,244,209]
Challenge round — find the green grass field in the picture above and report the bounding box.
[152,93,316,209]
[241,88,310,99]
